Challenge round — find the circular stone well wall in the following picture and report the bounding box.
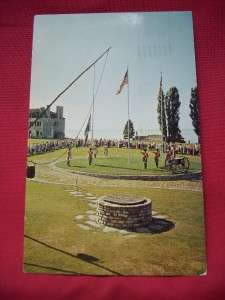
[97,196,152,230]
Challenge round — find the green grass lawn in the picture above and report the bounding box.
[24,179,206,276]
[24,145,205,275]
[55,147,201,175]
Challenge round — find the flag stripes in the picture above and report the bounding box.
[116,70,128,95]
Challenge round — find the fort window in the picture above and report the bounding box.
[29,106,65,139]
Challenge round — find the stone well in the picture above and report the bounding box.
[97,196,152,230]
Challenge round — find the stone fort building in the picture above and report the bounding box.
[29,106,65,139]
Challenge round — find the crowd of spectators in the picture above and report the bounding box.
[28,139,75,155]
[28,138,200,156]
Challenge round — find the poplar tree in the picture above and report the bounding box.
[157,88,167,142]
[189,87,200,142]
[165,87,184,143]
[123,119,135,140]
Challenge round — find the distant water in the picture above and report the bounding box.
[66,128,198,143]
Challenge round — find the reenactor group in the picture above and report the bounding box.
[67,142,178,170]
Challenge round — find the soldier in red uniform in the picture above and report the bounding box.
[88,148,93,165]
[67,147,72,167]
[141,149,149,169]
[154,148,160,168]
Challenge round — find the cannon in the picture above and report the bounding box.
[165,156,190,174]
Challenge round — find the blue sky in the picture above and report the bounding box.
[30,12,197,142]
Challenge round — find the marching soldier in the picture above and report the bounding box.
[154,148,160,168]
[67,147,72,167]
[141,149,149,169]
[88,148,93,165]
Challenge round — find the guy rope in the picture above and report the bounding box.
[27,47,111,173]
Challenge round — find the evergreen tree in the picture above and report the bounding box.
[165,87,184,143]
[123,119,135,140]
[157,87,167,142]
[189,87,199,141]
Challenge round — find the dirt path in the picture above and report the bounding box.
[30,159,202,192]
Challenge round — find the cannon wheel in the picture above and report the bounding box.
[173,157,190,173]
[170,161,178,174]
[165,159,178,173]
[182,157,190,172]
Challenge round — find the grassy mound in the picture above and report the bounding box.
[56,147,201,175]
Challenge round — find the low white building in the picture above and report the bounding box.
[29,106,65,139]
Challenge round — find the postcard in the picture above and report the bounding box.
[24,12,206,275]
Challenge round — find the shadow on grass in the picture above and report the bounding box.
[71,163,168,173]
[24,262,82,275]
[70,165,87,169]
[94,163,142,171]
[123,218,175,234]
[69,163,140,171]
[24,234,121,275]
[147,218,175,234]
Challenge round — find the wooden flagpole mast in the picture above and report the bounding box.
[91,64,96,145]
[160,72,164,152]
[127,66,130,164]
[29,47,111,129]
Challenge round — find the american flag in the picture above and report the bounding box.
[116,70,128,95]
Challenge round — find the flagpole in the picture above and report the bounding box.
[160,72,164,153]
[91,64,96,145]
[127,66,130,164]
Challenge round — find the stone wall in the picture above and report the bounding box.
[97,196,152,230]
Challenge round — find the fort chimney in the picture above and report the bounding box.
[56,106,63,119]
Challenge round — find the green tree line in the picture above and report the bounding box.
[157,82,199,143]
